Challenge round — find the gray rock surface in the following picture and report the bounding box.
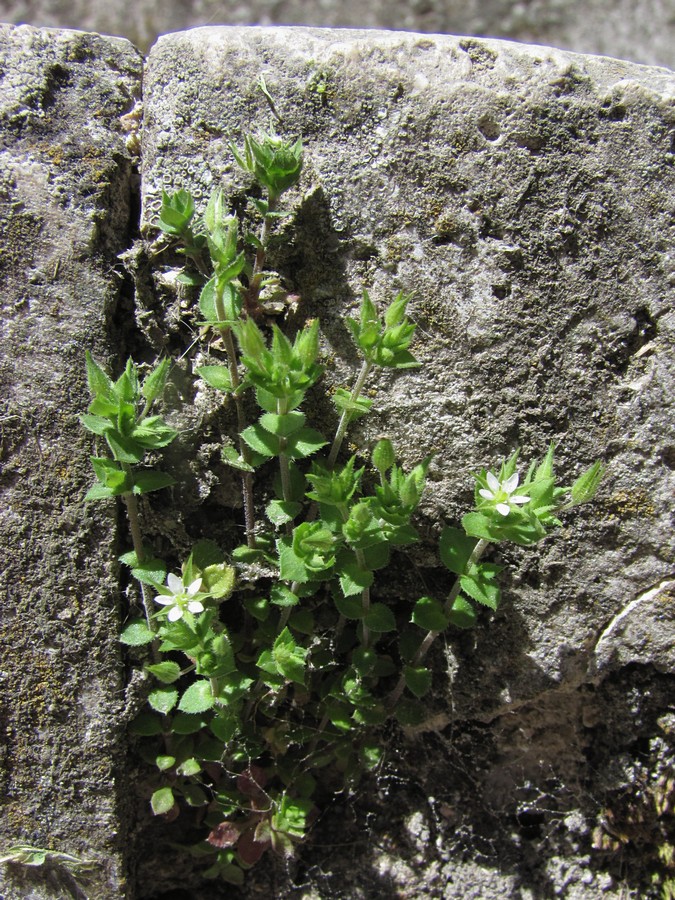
[133,25,675,900]
[0,20,673,900]
[2,0,675,68]
[0,23,142,900]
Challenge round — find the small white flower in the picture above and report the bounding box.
[479,471,530,517]
[154,573,204,622]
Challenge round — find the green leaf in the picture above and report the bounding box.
[158,621,201,653]
[332,388,373,419]
[177,757,202,777]
[84,482,116,501]
[172,713,208,734]
[105,430,144,464]
[132,470,176,495]
[404,665,433,698]
[265,499,301,526]
[260,411,306,437]
[460,564,501,610]
[120,618,155,646]
[363,603,396,633]
[286,426,328,460]
[273,627,308,685]
[198,365,233,392]
[326,701,353,732]
[270,584,299,608]
[461,511,502,542]
[439,526,478,575]
[361,742,383,770]
[119,551,166,586]
[446,595,477,629]
[569,460,605,506]
[90,456,129,490]
[179,680,215,713]
[201,562,236,599]
[151,787,175,816]
[80,413,112,436]
[338,560,374,597]
[145,661,181,684]
[244,595,269,621]
[221,445,256,472]
[148,686,179,714]
[85,351,114,398]
[132,418,178,449]
[129,712,163,736]
[155,754,176,772]
[411,596,449,632]
[210,712,239,743]
[141,359,171,403]
[352,646,377,675]
[241,423,279,458]
[334,593,366,619]
[182,785,209,807]
[176,270,204,286]
[277,537,311,583]
[289,608,314,635]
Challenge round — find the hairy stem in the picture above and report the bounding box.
[215,311,256,548]
[327,359,372,469]
[246,195,276,315]
[121,476,156,634]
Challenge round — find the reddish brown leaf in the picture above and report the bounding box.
[237,828,270,866]
[207,821,241,849]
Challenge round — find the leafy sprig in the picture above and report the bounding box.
[81,116,605,884]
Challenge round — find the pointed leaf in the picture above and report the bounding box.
[363,603,396,633]
[446,595,477,629]
[145,661,182,684]
[132,471,176,495]
[198,365,233,392]
[179,680,215,713]
[411,596,449,632]
[404,665,432,699]
[439,526,478,575]
[151,787,175,816]
[120,618,155,646]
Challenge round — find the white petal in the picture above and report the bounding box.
[167,573,183,594]
[478,488,495,501]
[187,600,204,614]
[486,471,500,492]
[186,578,203,596]
[502,473,520,494]
[154,596,172,607]
[496,503,511,516]
[510,494,530,505]
[167,605,183,622]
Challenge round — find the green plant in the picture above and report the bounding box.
[81,122,604,883]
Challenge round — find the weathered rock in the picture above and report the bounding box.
[136,26,675,899]
[2,0,675,69]
[0,23,142,900]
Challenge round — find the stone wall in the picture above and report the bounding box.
[2,0,675,68]
[0,22,673,900]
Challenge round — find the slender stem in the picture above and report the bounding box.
[121,478,156,634]
[276,397,292,506]
[386,539,490,709]
[276,578,301,633]
[327,360,372,469]
[355,549,371,648]
[442,539,489,616]
[246,196,276,315]
[215,309,256,547]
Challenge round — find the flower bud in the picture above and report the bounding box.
[372,438,396,474]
